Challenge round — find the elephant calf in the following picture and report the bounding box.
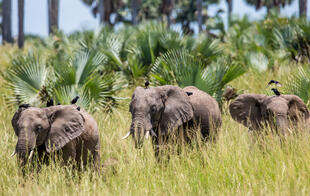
[11,104,100,170]
[229,93,309,135]
[122,85,222,156]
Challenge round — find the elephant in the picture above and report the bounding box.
[229,93,310,135]
[11,104,100,170]
[122,85,222,156]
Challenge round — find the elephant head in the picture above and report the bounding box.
[11,105,85,166]
[229,94,309,134]
[123,85,194,148]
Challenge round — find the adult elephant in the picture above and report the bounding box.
[229,93,309,135]
[11,104,100,170]
[122,85,222,156]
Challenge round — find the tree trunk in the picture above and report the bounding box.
[299,0,307,18]
[104,0,112,24]
[131,0,139,25]
[98,0,104,24]
[18,0,25,48]
[197,0,203,32]
[167,14,171,28]
[227,0,233,27]
[2,0,13,44]
[48,0,59,34]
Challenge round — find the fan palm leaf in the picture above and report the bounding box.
[152,49,246,105]
[5,54,49,106]
[285,66,310,106]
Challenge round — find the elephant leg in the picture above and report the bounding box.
[152,133,170,163]
[91,143,101,172]
[61,140,77,167]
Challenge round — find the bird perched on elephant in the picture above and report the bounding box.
[122,85,222,157]
[229,93,309,135]
[11,103,100,171]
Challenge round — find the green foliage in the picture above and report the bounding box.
[152,49,245,104]
[5,49,125,112]
[285,66,310,106]
[4,53,50,106]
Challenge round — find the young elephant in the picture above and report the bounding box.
[229,93,309,135]
[122,85,222,155]
[11,104,100,170]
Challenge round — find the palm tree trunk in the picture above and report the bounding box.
[226,0,233,27]
[104,0,112,25]
[18,0,25,48]
[2,0,13,44]
[48,0,59,34]
[299,0,307,18]
[98,0,104,24]
[197,0,203,32]
[167,14,171,28]
[132,0,139,25]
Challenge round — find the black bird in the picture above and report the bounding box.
[145,80,150,89]
[267,80,282,87]
[71,96,80,104]
[186,92,193,96]
[271,88,281,96]
[46,99,54,107]
[19,104,30,109]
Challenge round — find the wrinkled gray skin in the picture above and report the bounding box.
[11,105,100,170]
[127,85,221,155]
[229,93,309,135]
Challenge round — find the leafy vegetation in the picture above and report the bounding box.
[1,15,310,195]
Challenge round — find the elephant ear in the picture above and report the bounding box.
[11,104,31,136]
[44,105,85,153]
[157,85,194,133]
[229,94,266,129]
[282,95,309,122]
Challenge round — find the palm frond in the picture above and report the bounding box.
[152,49,245,106]
[285,66,310,105]
[5,54,49,106]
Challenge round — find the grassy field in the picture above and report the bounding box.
[1,46,310,195]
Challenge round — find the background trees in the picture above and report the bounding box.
[2,0,12,43]
[48,0,59,34]
[18,0,24,48]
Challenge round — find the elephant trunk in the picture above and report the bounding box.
[15,133,36,167]
[276,114,289,135]
[130,116,153,149]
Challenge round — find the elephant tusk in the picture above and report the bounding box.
[122,131,131,140]
[145,130,150,139]
[10,151,16,157]
[28,150,34,161]
[150,129,157,138]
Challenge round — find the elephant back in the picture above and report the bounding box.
[183,86,222,136]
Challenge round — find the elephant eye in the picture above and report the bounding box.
[150,105,156,113]
[35,125,43,133]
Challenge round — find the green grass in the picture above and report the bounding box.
[1,60,310,195]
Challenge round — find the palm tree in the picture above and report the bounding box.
[160,0,174,28]
[197,0,203,32]
[2,0,13,44]
[285,67,310,106]
[132,0,140,25]
[151,49,245,105]
[245,0,293,14]
[48,0,59,34]
[226,0,233,26]
[299,0,307,18]
[98,0,104,24]
[18,0,25,48]
[81,0,123,25]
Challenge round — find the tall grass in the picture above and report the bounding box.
[1,62,310,195]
